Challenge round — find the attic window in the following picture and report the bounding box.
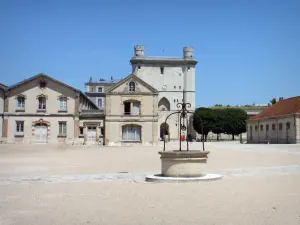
[129,81,135,92]
[39,80,47,88]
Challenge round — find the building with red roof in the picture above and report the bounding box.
[247,96,300,144]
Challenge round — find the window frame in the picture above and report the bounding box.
[129,81,135,92]
[58,122,67,137]
[122,125,141,142]
[58,97,68,112]
[37,96,47,111]
[15,121,24,136]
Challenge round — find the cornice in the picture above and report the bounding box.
[130,57,198,66]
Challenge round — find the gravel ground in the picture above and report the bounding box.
[0,142,300,225]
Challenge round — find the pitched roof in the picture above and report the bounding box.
[106,74,158,94]
[8,73,98,109]
[249,96,300,120]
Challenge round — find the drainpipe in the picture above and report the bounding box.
[276,118,279,144]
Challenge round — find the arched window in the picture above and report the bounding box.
[129,81,135,92]
[158,97,170,111]
[122,125,141,141]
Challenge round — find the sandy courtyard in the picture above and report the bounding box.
[0,142,300,225]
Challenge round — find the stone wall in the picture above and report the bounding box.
[247,116,298,144]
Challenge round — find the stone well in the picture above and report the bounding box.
[159,150,210,177]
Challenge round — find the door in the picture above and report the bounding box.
[35,124,48,143]
[87,127,97,141]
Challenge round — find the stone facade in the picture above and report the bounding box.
[247,116,300,144]
[3,74,101,144]
[131,45,197,141]
[0,83,7,142]
[105,74,159,146]
[246,96,300,144]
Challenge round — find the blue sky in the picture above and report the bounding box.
[0,0,299,107]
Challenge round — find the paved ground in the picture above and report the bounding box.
[0,142,300,225]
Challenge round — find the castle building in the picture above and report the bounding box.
[130,45,198,141]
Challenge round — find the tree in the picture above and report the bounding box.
[270,98,277,105]
[211,109,225,141]
[222,108,248,140]
[193,107,215,142]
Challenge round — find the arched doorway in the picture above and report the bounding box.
[160,122,169,141]
[158,97,170,111]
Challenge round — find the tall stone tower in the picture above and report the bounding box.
[130,45,198,141]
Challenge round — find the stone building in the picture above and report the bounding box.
[84,77,119,109]
[247,96,300,144]
[0,83,7,142]
[2,73,103,144]
[130,45,197,141]
[105,74,159,146]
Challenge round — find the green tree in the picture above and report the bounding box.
[270,98,277,105]
[193,107,215,142]
[211,109,225,141]
[222,108,248,140]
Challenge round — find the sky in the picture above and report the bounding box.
[0,0,299,107]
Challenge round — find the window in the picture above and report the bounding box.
[160,67,164,75]
[260,125,263,131]
[38,96,46,110]
[123,101,140,115]
[286,122,290,130]
[59,97,67,111]
[255,125,258,131]
[97,98,103,107]
[98,87,103,93]
[174,86,176,89]
[91,87,94,92]
[59,122,67,136]
[272,124,276,130]
[39,80,47,88]
[279,123,283,130]
[16,121,24,135]
[179,86,181,89]
[129,81,135,92]
[79,127,84,135]
[138,65,141,70]
[17,96,25,109]
[122,125,141,141]
[266,124,269,132]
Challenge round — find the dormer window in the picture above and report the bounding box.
[98,87,103,93]
[129,81,135,92]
